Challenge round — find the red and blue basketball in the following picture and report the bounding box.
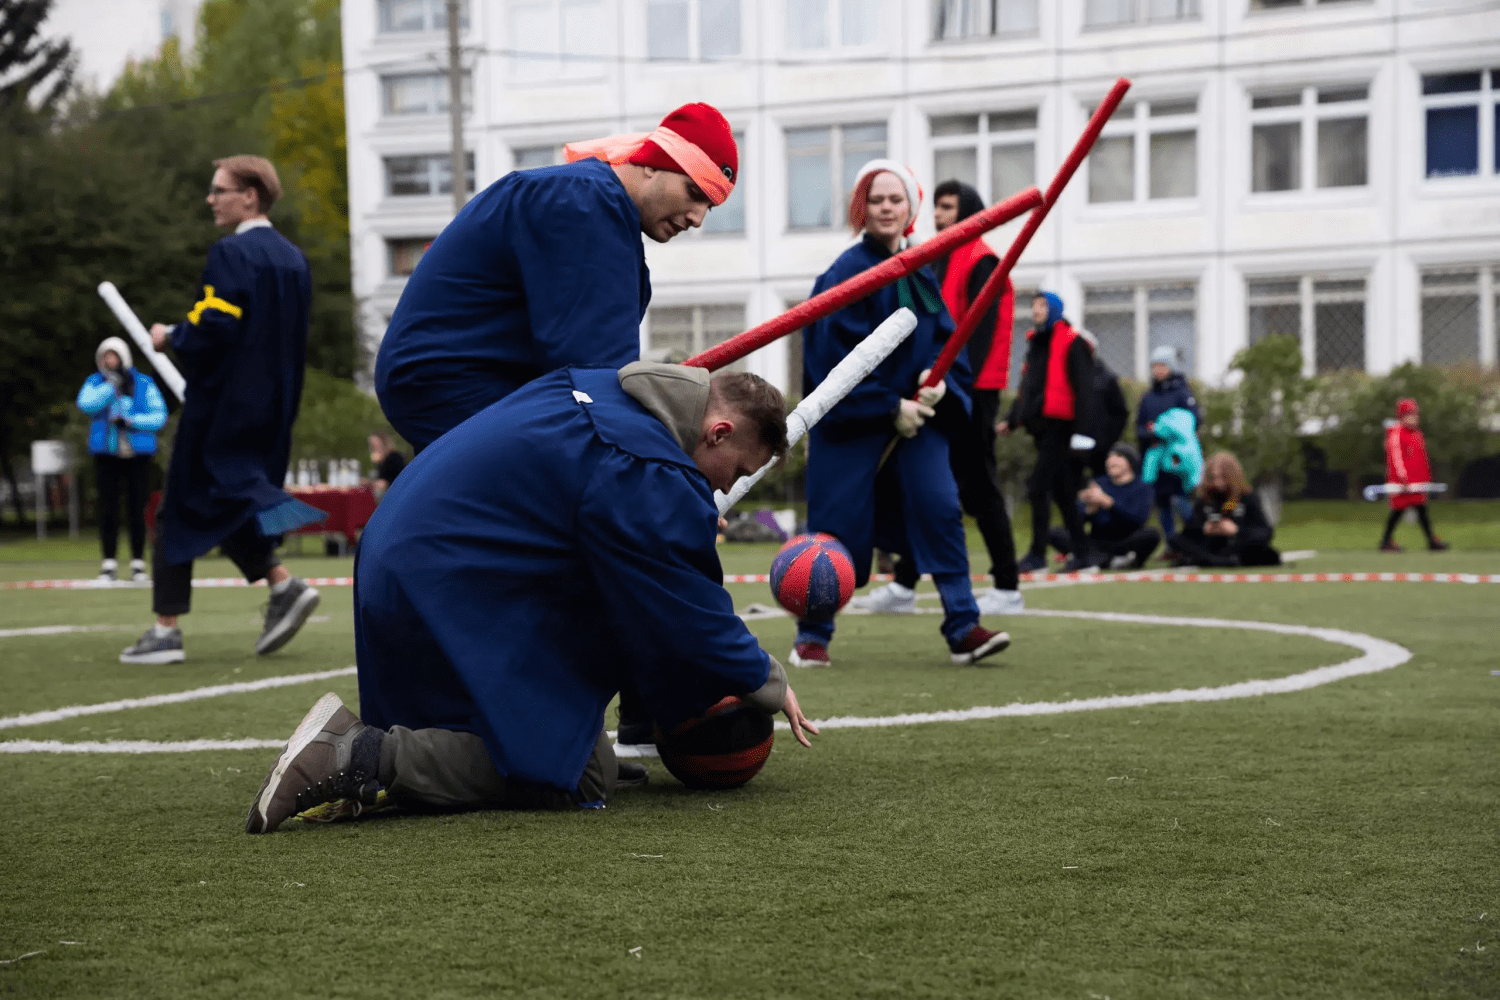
[656,696,774,790]
[769,532,855,621]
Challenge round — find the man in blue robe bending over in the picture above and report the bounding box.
[246,364,817,833]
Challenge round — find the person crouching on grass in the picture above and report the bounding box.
[1379,398,1448,552]
[1167,452,1281,569]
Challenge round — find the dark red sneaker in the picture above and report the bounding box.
[789,641,831,668]
[950,626,1011,665]
[1379,540,1403,553]
[1428,538,1450,551]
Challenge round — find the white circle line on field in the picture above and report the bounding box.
[0,610,1411,753]
[0,666,357,732]
[0,617,331,641]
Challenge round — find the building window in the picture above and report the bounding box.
[1007,284,1037,386]
[931,0,1038,39]
[648,0,741,61]
[1249,84,1369,193]
[1249,0,1366,8]
[1082,280,1198,379]
[1422,70,1500,180]
[1086,98,1198,204]
[1245,275,1366,373]
[1083,0,1199,29]
[930,109,1036,204]
[647,304,747,367]
[378,0,468,32]
[512,145,562,169]
[1420,265,1499,366]
[381,72,471,116]
[700,132,747,235]
[388,237,435,277]
[785,121,887,230]
[385,153,476,197]
[786,0,881,51]
[509,0,606,81]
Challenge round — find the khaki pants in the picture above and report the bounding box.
[378,726,617,811]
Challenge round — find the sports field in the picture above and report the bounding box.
[2,511,1498,999]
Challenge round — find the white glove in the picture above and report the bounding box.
[895,399,936,438]
[1069,434,1096,452]
[915,369,946,409]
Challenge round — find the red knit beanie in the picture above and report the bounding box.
[1396,398,1418,418]
[627,103,738,187]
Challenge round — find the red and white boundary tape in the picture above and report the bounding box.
[5,570,1499,591]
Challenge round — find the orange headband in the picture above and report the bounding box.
[563,126,734,206]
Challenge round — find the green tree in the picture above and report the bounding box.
[1210,335,1309,507]
[0,0,74,113]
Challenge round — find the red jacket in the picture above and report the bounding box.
[1385,424,1432,510]
[939,238,1013,390]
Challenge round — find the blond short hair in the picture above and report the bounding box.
[213,155,282,213]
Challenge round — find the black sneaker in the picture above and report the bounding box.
[1016,552,1047,574]
[245,693,382,834]
[255,578,321,655]
[120,626,184,665]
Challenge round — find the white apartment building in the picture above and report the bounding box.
[342,0,1500,392]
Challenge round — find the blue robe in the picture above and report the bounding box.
[375,158,650,450]
[801,236,978,646]
[160,225,320,566]
[354,366,771,794]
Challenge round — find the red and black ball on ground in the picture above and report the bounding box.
[655,696,774,790]
[769,532,855,621]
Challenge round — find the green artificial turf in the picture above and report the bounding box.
[1,532,1498,998]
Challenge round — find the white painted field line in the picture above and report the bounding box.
[0,739,286,754]
[771,609,1411,732]
[0,624,140,639]
[0,666,356,731]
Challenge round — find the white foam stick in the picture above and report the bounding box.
[1362,482,1447,502]
[715,307,917,517]
[96,281,187,401]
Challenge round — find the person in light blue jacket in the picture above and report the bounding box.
[76,336,168,581]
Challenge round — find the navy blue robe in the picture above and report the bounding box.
[375,158,650,450]
[802,235,972,587]
[354,367,771,794]
[160,225,318,566]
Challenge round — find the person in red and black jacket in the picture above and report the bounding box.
[1379,398,1448,552]
[1000,291,1097,573]
[871,181,1021,614]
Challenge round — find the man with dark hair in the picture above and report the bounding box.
[366,432,406,498]
[1000,291,1097,574]
[245,363,814,833]
[853,179,1022,616]
[122,155,324,665]
[1048,442,1160,569]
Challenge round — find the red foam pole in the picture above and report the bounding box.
[683,186,1043,372]
[919,77,1133,390]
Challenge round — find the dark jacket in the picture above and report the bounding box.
[1090,357,1128,456]
[1136,372,1200,450]
[1181,490,1275,552]
[1005,295,1095,437]
[1081,475,1153,543]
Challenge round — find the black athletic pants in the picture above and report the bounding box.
[894,391,1019,591]
[1381,504,1436,545]
[1048,525,1161,568]
[94,454,151,562]
[153,515,280,616]
[1027,421,1087,558]
[1166,531,1281,568]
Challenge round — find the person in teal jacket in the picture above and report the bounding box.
[76,337,168,582]
[1140,406,1203,525]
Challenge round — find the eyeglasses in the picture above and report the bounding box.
[207,185,246,198]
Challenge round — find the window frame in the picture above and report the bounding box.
[1081,0,1201,32]
[1417,263,1500,367]
[1246,83,1372,196]
[1084,96,1202,207]
[928,107,1039,205]
[387,236,437,279]
[783,120,889,232]
[929,0,1040,42]
[1244,272,1369,375]
[383,152,477,198]
[645,0,743,63]
[1081,278,1200,380]
[379,71,472,117]
[376,0,469,34]
[1419,68,1499,183]
[645,303,749,364]
[783,0,886,56]
[507,0,609,83]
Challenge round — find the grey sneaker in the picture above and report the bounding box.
[255,578,321,655]
[975,588,1025,615]
[245,693,381,834]
[120,626,184,665]
[848,583,917,614]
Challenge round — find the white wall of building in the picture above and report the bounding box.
[46,0,201,92]
[342,0,1500,391]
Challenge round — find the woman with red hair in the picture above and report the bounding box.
[792,161,1009,669]
[1380,398,1448,552]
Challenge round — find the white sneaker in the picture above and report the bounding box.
[130,559,149,582]
[98,559,118,582]
[848,583,916,614]
[1108,554,1135,570]
[975,588,1025,615]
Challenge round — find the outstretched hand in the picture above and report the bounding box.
[782,685,818,748]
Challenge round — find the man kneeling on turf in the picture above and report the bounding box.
[247,364,817,832]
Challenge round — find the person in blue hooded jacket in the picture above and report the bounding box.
[244,363,818,833]
[77,336,168,582]
[1136,345,1202,539]
[121,155,326,666]
[794,162,1010,670]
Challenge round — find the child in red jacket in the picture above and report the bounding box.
[1379,398,1449,552]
